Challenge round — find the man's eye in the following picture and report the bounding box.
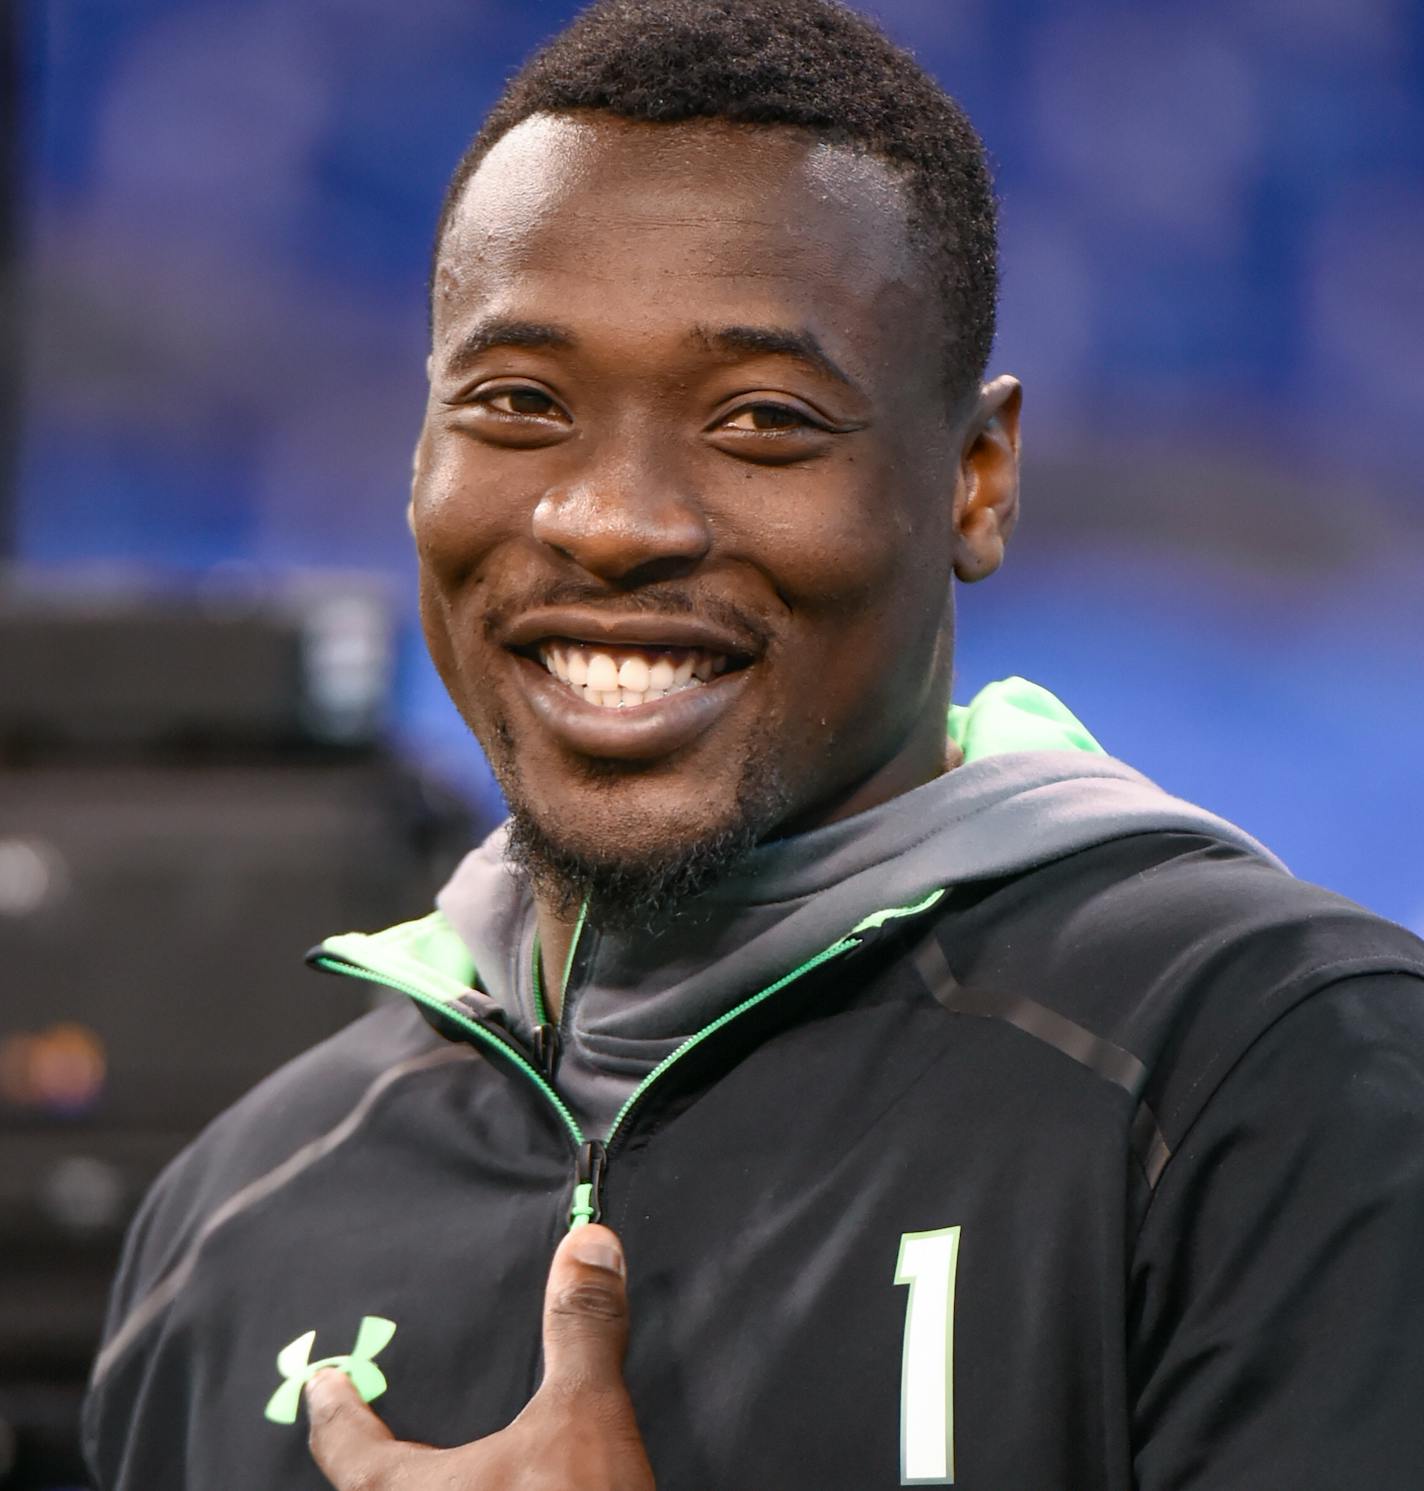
[721,403,816,433]
[479,388,562,418]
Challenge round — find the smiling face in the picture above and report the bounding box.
[414,113,1018,921]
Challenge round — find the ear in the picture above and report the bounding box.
[952,375,1022,584]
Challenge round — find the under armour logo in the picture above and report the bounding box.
[263,1315,397,1424]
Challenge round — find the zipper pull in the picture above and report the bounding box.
[569,1140,606,1230]
[531,1022,561,1079]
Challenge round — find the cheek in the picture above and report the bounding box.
[415,566,468,703]
[411,430,532,588]
[734,462,953,764]
[416,565,515,760]
[734,456,949,629]
[412,446,508,697]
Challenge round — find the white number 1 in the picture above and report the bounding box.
[894,1226,962,1484]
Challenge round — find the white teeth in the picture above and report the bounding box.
[586,653,619,692]
[617,655,651,692]
[539,641,737,709]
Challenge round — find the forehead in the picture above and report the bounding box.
[434,113,932,378]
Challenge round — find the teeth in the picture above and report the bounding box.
[586,653,619,692]
[538,641,736,710]
[617,656,651,692]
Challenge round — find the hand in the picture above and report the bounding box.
[306,1223,655,1490]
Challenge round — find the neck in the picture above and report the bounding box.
[536,901,583,1022]
[532,740,963,1020]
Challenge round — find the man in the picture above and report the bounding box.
[84,1,1424,1486]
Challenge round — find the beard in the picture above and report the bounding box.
[487,716,791,935]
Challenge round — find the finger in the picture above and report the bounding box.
[540,1223,631,1394]
[305,1368,398,1487]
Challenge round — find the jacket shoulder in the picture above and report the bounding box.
[937,831,1424,1152]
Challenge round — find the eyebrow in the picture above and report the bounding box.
[441,316,859,393]
[443,318,576,375]
[690,323,859,392]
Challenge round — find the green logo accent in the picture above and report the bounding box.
[263,1315,398,1425]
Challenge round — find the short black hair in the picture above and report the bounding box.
[433,0,998,405]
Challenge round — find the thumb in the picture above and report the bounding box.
[540,1223,631,1395]
[305,1368,397,1488]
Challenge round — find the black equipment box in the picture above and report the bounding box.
[0,576,394,754]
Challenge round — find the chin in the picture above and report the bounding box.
[495,745,790,931]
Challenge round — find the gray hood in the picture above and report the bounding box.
[436,678,1282,1129]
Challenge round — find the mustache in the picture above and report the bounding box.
[482,578,773,650]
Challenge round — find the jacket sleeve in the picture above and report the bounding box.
[81,1145,178,1490]
[1129,972,1424,1489]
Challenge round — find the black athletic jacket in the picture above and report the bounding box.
[84,829,1424,1488]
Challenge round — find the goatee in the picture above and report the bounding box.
[490,723,789,934]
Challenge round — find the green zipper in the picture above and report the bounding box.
[317,887,942,1233]
[316,933,857,1230]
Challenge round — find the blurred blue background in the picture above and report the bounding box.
[13,0,1424,929]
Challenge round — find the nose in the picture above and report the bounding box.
[531,445,712,585]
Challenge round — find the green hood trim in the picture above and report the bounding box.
[318,894,951,1009]
[850,887,945,935]
[949,676,1104,762]
[319,911,475,1003]
[318,677,1102,996]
